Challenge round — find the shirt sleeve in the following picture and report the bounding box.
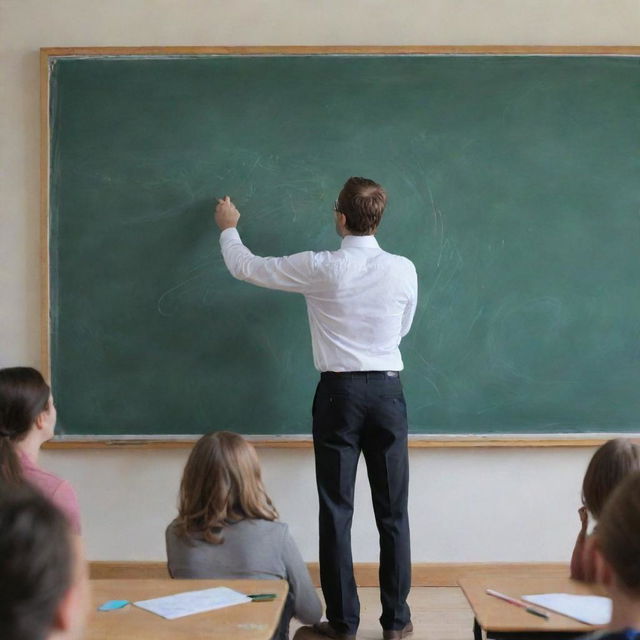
[51,480,82,535]
[401,262,418,337]
[219,228,317,294]
[281,525,322,624]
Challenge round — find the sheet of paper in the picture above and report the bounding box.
[523,593,612,625]
[134,587,251,620]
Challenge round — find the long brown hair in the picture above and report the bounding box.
[582,438,640,519]
[0,367,51,483]
[598,471,640,594]
[174,432,278,544]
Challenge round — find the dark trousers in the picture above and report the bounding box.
[312,371,411,635]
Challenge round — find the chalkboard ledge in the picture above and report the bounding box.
[43,434,639,450]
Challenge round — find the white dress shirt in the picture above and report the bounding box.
[219,228,418,372]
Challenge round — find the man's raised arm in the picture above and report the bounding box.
[215,196,317,294]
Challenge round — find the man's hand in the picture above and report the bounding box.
[215,196,240,231]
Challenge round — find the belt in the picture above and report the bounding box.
[321,371,399,380]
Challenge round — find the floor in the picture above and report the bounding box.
[289,587,476,640]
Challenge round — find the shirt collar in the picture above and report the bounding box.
[340,235,380,249]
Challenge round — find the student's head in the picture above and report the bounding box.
[176,431,278,543]
[582,438,640,519]
[334,177,387,236]
[0,483,89,640]
[596,471,640,596]
[0,367,56,482]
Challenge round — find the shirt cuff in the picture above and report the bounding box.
[219,227,241,245]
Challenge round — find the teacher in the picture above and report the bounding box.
[215,177,418,640]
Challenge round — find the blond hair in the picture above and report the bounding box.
[175,432,278,544]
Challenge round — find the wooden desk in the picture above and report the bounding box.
[88,579,288,640]
[459,574,606,639]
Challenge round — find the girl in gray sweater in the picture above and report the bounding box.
[166,431,321,639]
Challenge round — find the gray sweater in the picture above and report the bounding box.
[165,518,321,636]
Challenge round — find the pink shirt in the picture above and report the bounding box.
[18,449,82,535]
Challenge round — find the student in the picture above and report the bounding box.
[166,431,322,640]
[0,482,89,640]
[571,438,640,582]
[0,366,81,534]
[582,471,640,639]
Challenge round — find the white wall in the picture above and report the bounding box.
[2,0,639,562]
[41,445,592,562]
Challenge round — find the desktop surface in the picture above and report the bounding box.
[88,578,288,639]
[459,573,606,635]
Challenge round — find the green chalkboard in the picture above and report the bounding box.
[47,52,640,436]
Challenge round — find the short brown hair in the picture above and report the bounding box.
[582,438,640,518]
[598,471,640,594]
[175,432,278,544]
[0,483,73,640]
[336,177,387,235]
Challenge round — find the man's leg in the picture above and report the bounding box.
[362,375,412,632]
[312,375,366,636]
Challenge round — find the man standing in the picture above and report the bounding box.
[215,177,417,640]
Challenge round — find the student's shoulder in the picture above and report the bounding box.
[165,518,179,535]
[242,518,289,534]
[24,463,77,506]
[165,519,183,546]
[51,477,78,501]
[240,519,291,545]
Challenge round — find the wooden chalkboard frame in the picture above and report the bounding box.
[40,46,640,449]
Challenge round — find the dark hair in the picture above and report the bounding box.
[582,438,640,519]
[0,482,73,640]
[336,176,387,235]
[175,432,278,544]
[598,471,640,594]
[0,367,51,484]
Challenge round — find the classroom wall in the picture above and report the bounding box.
[2,0,639,563]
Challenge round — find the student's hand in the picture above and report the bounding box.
[578,506,589,532]
[215,196,240,231]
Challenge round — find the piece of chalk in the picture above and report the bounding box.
[98,600,130,611]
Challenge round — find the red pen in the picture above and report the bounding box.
[486,589,550,620]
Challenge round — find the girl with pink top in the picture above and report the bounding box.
[0,367,81,534]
